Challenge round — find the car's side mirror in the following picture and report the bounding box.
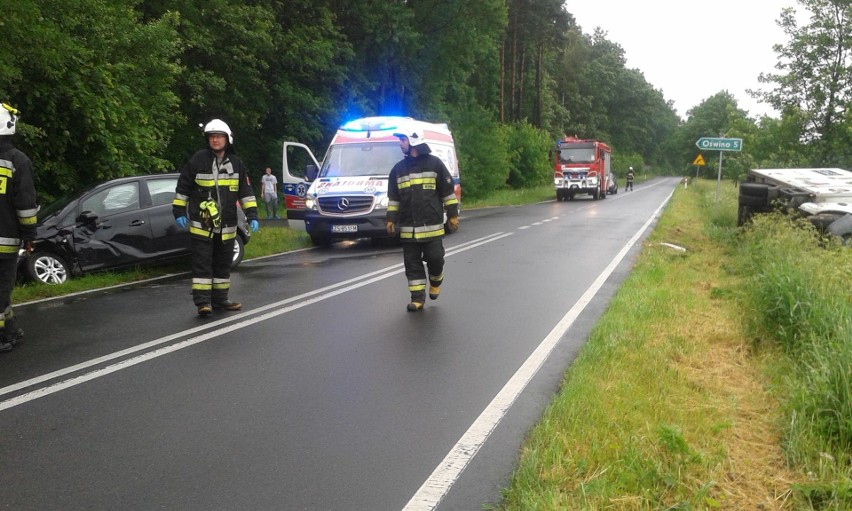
[306,164,318,181]
[77,211,99,224]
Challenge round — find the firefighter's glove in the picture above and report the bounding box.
[176,216,188,229]
[386,221,395,235]
[249,220,259,233]
[23,241,33,254]
[447,216,459,233]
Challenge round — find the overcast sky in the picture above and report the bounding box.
[564,0,805,119]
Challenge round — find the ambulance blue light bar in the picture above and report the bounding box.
[340,116,411,133]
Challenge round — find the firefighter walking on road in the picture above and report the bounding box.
[173,119,259,317]
[0,103,38,352]
[386,124,459,312]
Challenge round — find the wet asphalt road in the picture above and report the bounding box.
[0,178,679,510]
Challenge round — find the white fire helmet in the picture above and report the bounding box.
[202,119,233,145]
[0,103,19,136]
[393,123,430,151]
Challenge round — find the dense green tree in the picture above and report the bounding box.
[754,0,851,167]
[675,92,754,180]
[1,0,181,200]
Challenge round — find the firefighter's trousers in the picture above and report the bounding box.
[402,239,445,302]
[190,234,234,306]
[0,257,19,334]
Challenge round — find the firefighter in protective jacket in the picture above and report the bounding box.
[0,103,38,352]
[173,119,259,316]
[386,124,459,311]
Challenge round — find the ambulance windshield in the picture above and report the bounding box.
[320,143,403,178]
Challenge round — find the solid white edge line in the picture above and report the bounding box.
[402,189,675,510]
[0,233,512,410]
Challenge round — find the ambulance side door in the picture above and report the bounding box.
[281,142,320,220]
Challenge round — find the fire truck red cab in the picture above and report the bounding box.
[552,136,612,201]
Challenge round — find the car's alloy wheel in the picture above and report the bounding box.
[27,252,69,285]
[231,236,245,268]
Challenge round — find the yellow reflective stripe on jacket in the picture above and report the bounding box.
[396,171,438,190]
[240,195,258,209]
[218,177,240,187]
[189,223,238,240]
[398,223,445,240]
[0,167,12,178]
[442,193,459,206]
[17,207,38,225]
[173,193,188,208]
[0,236,20,253]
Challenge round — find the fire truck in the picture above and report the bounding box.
[552,136,612,201]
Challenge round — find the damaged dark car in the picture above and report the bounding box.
[19,174,250,285]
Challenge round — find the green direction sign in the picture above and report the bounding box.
[695,137,743,151]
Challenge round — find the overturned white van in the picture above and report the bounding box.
[738,167,852,242]
[280,116,461,246]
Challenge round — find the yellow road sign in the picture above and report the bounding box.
[692,154,706,166]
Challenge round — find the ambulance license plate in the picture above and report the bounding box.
[332,225,358,233]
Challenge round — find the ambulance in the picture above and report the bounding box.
[280,116,461,246]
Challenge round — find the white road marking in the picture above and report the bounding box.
[402,188,674,510]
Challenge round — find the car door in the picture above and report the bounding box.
[144,176,187,257]
[74,180,156,272]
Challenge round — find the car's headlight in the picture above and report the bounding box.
[305,196,318,210]
[375,195,389,209]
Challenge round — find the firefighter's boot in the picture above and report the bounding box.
[0,327,21,353]
[407,301,424,312]
[428,273,443,300]
[213,300,242,311]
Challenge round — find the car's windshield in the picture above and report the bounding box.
[37,194,76,222]
[320,143,402,178]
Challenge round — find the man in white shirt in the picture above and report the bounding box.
[261,167,280,219]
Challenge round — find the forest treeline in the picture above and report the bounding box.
[1,0,849,202]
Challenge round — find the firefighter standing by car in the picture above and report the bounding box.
[173,119,259,317]
[0,103,38,352]
[386,124,459,312]
[625,166,635,191]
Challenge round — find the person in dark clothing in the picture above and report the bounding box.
[625,166,635,191]
[386,124,459,312]
[173,119,259,317]
[0,103,38,352]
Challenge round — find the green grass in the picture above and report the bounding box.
[463,185,554,208]
[497,179,851,510]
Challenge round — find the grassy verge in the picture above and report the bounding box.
[497,179,850,510]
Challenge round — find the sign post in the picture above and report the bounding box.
[695,138,743,200]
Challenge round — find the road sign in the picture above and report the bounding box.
[692,154,706,166]
[695,137,743,151]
